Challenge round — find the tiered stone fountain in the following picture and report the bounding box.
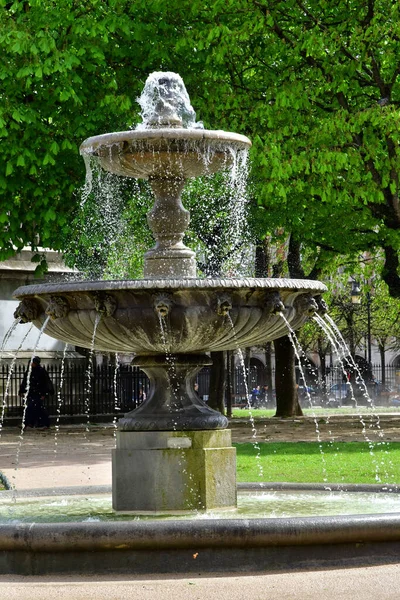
[13,72,326,514]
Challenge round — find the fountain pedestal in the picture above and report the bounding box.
[112,430,236,513]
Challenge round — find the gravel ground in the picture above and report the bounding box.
[2,415,400,490]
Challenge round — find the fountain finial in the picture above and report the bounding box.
[137,72,201,129]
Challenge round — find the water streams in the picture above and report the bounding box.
[325,313,378,409]
[314,314,392,484]
[0,318,20,366]
[53,343,69,456]
[112,353,120,435]
[83,314,101,435]
[279,313,329,482]
[0,323,34,438]
[12,316,51,489]
[227,316,264,480]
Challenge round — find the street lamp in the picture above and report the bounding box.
[350,281,362,305]
[348,280,361,360]
[350,281,372,366]
[366,291,372,366]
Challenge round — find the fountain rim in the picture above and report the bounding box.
[13,277,327,299]
[79,127,252,155]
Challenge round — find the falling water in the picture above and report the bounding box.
[279,313,329,483]
[314,313,391,484]
[83,314,101,435]
[0,318,20,364]
[158,314,202,509]
[158,314,180,432]
[80,154,95,208]
[53,343,69,456]
[223,151,250,277]
[112,353,121,435]
[12,316,51,490]
[325,314,378,409]
[0,324,34,438]
[227,316,264,480]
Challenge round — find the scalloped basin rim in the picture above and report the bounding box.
[13,278,327,298]
[80,128,252,155]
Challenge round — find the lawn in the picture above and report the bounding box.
[235,441,400,485]
[232,407,400,419]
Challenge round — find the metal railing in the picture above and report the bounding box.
[1,361,399,420]
[1,363,150,419]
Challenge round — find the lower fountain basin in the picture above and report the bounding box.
[1,486,400,575]
[13,278,327,354]
[2,487,400,522]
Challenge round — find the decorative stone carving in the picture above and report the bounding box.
[14,298,40,323]
[216,294,232,316]
[265,292,285,315]
[153,293,173,318]
[294,293,319,317]
[315,295,329,315]
[93,293,117,317]
[45,296,70,320]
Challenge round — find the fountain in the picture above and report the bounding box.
[12,72,326,514]
[2,73,400,575]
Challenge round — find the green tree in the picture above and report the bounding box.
[148,0,400,296]
[0,0,172,263]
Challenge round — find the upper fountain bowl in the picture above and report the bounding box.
[80,72,251,180]
[80,129,251,179]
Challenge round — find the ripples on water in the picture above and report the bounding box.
[2,490,400,524]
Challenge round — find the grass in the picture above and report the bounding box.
[235,441,400,485]
[232,407,400,419]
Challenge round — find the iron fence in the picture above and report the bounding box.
[1,361,399,420]
[1,362,150,420]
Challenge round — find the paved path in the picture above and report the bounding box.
[1,426,114,490]
[1,565,400,599]
[2,416,400,491]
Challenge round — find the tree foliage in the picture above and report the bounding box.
[1,0,400,295]
[0,0,169,262]
[149,0,400,294]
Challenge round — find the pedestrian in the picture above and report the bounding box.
[133,385,146,407]
[250,385,260,407]
[19,356,53,429]
[259,384,269,407]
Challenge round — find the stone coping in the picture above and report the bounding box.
[1,514,400,552]
[2,485,400,574]
[80,128,252,154]
[13,277,327,299]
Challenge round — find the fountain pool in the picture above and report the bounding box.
[3,487,400,523]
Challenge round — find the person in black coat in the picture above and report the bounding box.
[19,356,53,428]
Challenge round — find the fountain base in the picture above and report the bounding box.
[112,430,236,513]
[119,354,228,431]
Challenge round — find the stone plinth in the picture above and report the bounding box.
[112,429,236,513]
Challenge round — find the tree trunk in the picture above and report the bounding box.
[264,342,274,404]
[274,335,303,417]
[379,345,386,386]
[226,350,233,418]
[318,338,328,401]
[208,351,226,414]
[382,246,400,299]
[273,234,305,417]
